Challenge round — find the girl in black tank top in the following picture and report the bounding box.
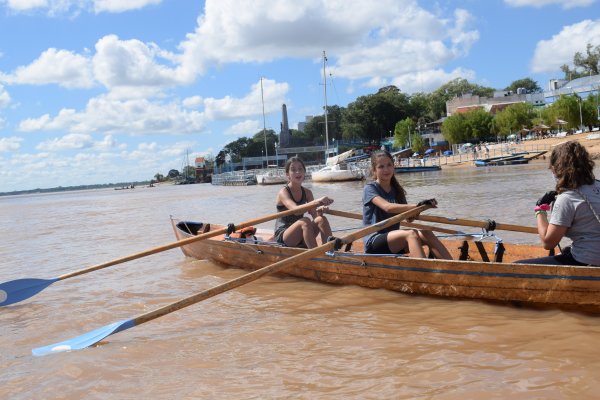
[274,157,334,248]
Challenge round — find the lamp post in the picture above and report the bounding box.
[567,86,584,131]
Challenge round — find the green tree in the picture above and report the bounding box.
[494,103,532,137]
[393,118,415,149]
[182,165,196,179]
[411,133,426,154]
[441,114,471,144]
[582,93,600,128]
[545,95,583,130]
[342,86,410,144]
[505,78,541,93]
[561,43,600,79]
[465,108,494,139]
[154,173,164,182]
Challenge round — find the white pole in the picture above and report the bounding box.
[261,77,269,166]
[323,51,329,160]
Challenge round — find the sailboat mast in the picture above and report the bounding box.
[261,77,268,168]
[323,51,329,159]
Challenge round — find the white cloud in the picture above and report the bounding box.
[391,67,477,93]
[93,0,161,13]
[92,34,187,96]
[0,136,23,152]
[0,84,11,108]
[19,95,208,135]
[6,0,48,11]
[36,133,94,151]
[225,119,262,136]
[177,0,478,93]
[5,0,163,14]
[182,95,202,108]
[0,48,95,89]
[530,19,600,73]
[504,0,596,9]
[203,78,289,120]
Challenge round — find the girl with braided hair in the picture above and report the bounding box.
[362,150,452,259]
[517,141,600,266]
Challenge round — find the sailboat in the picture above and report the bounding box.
[255,77,287,185]
[311,51,365,183]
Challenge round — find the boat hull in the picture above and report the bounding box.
[171,220,600,312]
[395,166,441,173]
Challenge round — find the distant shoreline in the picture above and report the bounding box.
[0,181,153,197]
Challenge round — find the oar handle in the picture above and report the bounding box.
[132,204,431,327]
[57,200,323,281]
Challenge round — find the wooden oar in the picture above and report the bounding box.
[415,215,537,234]
[0,201,323,307]
[325,209,537,235]
[325,209,465,235]
[32,204,431,356]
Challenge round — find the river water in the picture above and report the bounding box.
[2,162,600,399]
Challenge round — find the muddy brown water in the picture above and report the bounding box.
[2,163,600,399]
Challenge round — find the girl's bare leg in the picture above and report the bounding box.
[417,230,452,260]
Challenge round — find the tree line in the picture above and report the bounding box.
[175,44,600,169]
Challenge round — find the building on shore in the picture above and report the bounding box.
[446,74,600,117]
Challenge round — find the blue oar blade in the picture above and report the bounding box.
[32,319,135,357]
[0,278,58,307]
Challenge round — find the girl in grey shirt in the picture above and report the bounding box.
[517,141,600,266]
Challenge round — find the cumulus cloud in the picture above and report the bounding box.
[19,95,207,135]
[504,0,596,9]
[0,48,95,89]
[0,84,11,108]
[530,19,600,73]
[182,95,202,108]
[178,0,479,92]
[36,133,94,151]
[391,67,477,93]
[203,78,289,120]
[5,0,163,14]
[0,136,23,152]
[92,34,187,96]
[6,0,48,11]
[93,0,161,13]
[225,119,262,136]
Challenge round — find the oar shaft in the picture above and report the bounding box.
[325,209,463,235]
[416,215,537,234]
[132,204,430,327]
[58,200,323,281]
[326,209,537,235]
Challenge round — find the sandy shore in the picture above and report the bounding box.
[440,131,600,170]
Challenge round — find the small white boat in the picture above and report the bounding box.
[255,169,287,185]
[311,163,365,182]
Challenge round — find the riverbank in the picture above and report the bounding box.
[440,132,600,170]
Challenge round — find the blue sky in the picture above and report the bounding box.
[1,0,599,191]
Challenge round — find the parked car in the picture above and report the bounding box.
[442,150,453,156]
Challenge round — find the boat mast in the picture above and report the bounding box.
[261,77,268,168]
[323,50,329,160]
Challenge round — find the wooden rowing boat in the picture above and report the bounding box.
[171,218,600,312]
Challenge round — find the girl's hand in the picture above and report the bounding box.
[318,196,334,206]
[417,198,438,208]
[316,205,328,216]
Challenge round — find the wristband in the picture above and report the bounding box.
[534,204,550,212]
[535,210,547,217]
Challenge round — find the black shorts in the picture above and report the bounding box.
[366,232,406,255]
